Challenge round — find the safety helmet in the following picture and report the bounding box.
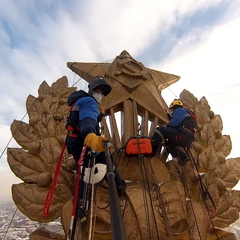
[88,76,112,96]
[169,99,183,109]
[83,163,107,184]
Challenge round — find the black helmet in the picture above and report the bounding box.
[88,76,112,96]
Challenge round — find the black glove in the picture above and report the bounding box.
[97,113,105,122]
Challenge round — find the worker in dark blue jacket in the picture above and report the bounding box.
[151,99,197,165]
[66,76,125,196]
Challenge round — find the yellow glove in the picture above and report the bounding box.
[84,133,108,152]
[99,105,105,115]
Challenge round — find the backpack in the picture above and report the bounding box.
[67,90,89,106]
[66,90,89,137]
[180,108,198,132]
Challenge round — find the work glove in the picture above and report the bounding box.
[84,133,108,152]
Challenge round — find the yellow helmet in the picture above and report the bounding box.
[169,99,183,109]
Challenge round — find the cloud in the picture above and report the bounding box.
[0,124,20,202]
[0,0,240,202]
[159,13,240,98]
[0,122,22,203]
[0,164,20,202]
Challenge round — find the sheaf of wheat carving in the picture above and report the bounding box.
[7,76,76,222]
[6,76,240,239]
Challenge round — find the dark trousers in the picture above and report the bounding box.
[152,126,194,159]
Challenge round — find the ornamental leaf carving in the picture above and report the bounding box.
[7,57,240,239]
[26,95,42,126]
[7,148,45,182]
[7,77,76,222]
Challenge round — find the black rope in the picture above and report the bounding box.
[121,196,128,220]
[0,57,114,160]
[95,182,110,210]
[186,147,220,239]
[131,98,152,240]
[123,194,145,240]
[148,159,174,240]
[178,150,202,240]
[0,111,29,159]
[138,154,152,239]
[186,147,217,211]
[143,159,161,239]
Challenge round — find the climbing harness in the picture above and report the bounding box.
[4,55,222,240]
[0,70,87,160]
[2,58,114,239]
[68,146,107,240]
[152,126,200,239]
[68,142,122,240]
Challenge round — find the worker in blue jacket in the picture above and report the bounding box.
[151,99,198,165]
[66,76,125,196]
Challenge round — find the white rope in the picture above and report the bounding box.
[88,156,96,240]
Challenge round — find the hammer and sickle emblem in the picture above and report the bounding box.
[115,59,147,80]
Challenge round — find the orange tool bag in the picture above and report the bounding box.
[125,136,153,157]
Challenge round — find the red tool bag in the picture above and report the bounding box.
[125,136,153,157]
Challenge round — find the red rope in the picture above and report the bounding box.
[68,146,87,239]
[72,145,87,215]
[43,142,66,217]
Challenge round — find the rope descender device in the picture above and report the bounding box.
[125,136,153,157]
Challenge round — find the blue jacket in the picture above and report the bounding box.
[167,108,189,127]
[75,96,99,121]
[73,95,100,139]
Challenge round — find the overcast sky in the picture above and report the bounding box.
[0,0,240,202]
